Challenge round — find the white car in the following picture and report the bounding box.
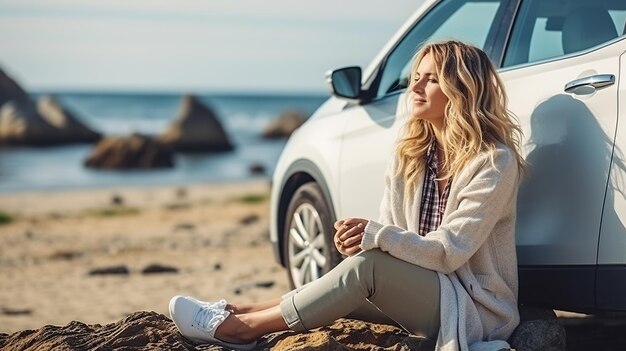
[270,0,626,314]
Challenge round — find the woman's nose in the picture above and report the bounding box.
[412,79,425,93]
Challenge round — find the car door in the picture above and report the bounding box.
[337,0,516,220]
[499,0,625,311]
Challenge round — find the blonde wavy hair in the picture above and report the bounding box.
[396,40,525,198]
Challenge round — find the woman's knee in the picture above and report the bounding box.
[358,249,387,260]
[347,249,388,279]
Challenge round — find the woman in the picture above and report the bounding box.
[169,40,526,351]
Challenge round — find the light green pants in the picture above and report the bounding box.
[280,249,441,340]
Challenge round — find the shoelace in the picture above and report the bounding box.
[194,305,230,336]
[192,298,227,310]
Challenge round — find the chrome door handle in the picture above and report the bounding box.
[564,74,615,94]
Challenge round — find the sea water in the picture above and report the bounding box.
[0,92,327,192]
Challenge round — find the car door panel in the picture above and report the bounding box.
[500,44,621,266]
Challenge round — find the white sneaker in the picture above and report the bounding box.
[169,295,256,350]
[169,296,227,323]
[185,296,228,310]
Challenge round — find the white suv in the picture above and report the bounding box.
[270,0,626,314]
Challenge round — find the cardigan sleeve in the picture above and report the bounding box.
[361,148,519,274]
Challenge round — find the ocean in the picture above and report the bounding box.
[0,92,328,193]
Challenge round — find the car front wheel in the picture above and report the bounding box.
[283,182,341,288]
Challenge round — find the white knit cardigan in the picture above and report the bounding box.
[361,143,520,351]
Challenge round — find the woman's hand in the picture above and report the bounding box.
[333,217,369,256]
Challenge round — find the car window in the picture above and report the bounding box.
[376,0,505,98]
[503,0,626,68]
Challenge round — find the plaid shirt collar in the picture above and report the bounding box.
[418,142,451,236]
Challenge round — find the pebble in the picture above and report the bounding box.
[255,280,275,289]
[141,264,178,275]
[239,214,259,225]
[88,265,130,276]
[111,194,124,206]
[2,307,32,316]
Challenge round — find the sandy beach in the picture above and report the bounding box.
[3,181,626,351]
[0,180,290,334]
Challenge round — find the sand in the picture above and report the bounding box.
[2,181,626,350]
[0,180,290,333]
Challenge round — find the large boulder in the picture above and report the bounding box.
[37,95,101,143]
[262,110,308,139]
[84,133,174,169]
[0,69,30,106]
[0,100,62,146]
[263,110,307,139]
[158,95,233,152]
[509,306,566,351]
[0,69,101,146]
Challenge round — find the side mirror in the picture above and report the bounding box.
[325,66,362,102]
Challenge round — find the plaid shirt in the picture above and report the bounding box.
[418,143,451,236]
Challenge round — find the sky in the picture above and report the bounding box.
[0,0,422,94]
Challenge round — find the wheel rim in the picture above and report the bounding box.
[288,203,328,288]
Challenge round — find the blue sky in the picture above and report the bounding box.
[0,0,422,94]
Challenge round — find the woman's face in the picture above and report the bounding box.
[409,53,448,130]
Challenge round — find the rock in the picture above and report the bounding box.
[88,265,130,276]
[254,280,275,289]
[239,214,259,225]
[111,194,124,206]
[262,110,308,139]
[0,312,432,351]
[141,264,178,275]
[213,262,222,271]
[0,69,31,107]
[158,95,233,152]
[509,320,566,351]
[509,307,565,351]
[0,69,58,146]
[84,133,174,169]
[1,308,32,316]
[36,95,101,143]
[249,163,266,176]
[0,70,102,146]
[264,318,430,350]
[0,100,62,145]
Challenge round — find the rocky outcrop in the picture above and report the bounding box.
[37,95,101,142]
[158,95,233,152]
[0,69,31,106]
[262,110,308,139]
[508,306,566,351]
[1,310,625,350]
[510,320,566,351]
[0,69,101,146]
[0,312,431,351]
[84,133,174,169]
[0,100,62,145]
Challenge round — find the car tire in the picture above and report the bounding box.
[283,182,342,289]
